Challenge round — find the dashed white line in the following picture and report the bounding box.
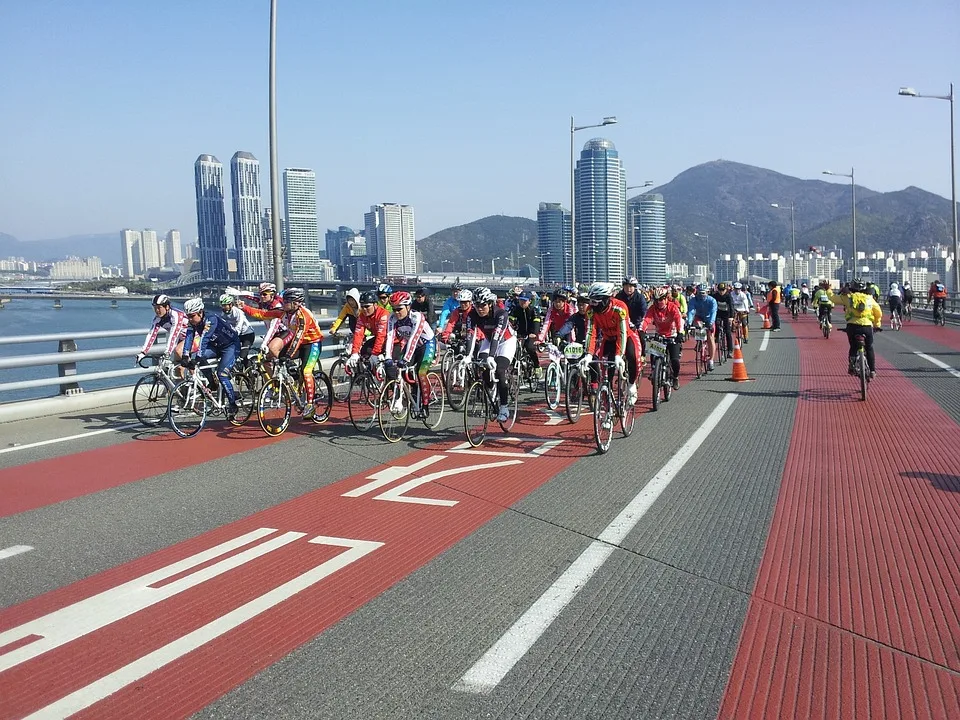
[0,545,33,561]
[914,352,960,379]
[452,393,739,695]
[759,331,770,352]
[0,425,138,455]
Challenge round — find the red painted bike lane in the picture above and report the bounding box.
[719,318,960,718]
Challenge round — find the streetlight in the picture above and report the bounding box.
[822,168,856,280]
[571,115,618,286]
[627,182,654,280]
[729,221,749,259]
[899,84,958,293]
[771,202,796,281]
[468,257,481,273]
[694,232,710,281]
[440,259,453,273]
[268,0,284,291]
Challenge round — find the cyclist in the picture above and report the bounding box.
[868,281,882,303]
[376,283,394,313]
[812,280,835,329]
[640,287,684,389]
[730,282,752,343]
[581,281,642,406]
[927,279,948,321]
[766,281,782,331]
[462,288,516,422]
[411,287,432,317]
[670,285,687,318]
[787,284,802,316]
[615,277,648,331]
[902,282,915,317]
[440,289,475,342]
[686,283,719,371]
[711,282,734,359]
[505,285,524,314]
[835,278,882,377]
[538,289,576,344]
[799,283,811,311]
[556,290,591,343]
[137,293,188,365]
[218,293,256,355]
[887,282,903,324]
[508,290,542,378]
[329,287,361,335]
[383,291,437,413]
[239,282,285,351]
[349,290,390,372]
[437,283,463,331]
[180,297,241,418]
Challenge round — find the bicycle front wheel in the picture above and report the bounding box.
[348,374,379,432]
[258,377,292,436]
[378,380,409,443]
[464,381,488,447]
[619,374,636,437]
[445,361,468,411]
[593,384,614,454]
[133,374,170,427]
[329,358,351,402]
[310,372,334,424]
[228,372,257,426]
[565,370,584,424]
[858,354,867,402]
[695,343,705,379]
[544,361,562,410]
[422,371,445,429]
[650,357,662,411]
[168,380,209,438]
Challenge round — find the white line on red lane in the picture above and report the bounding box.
[914,351,960,379]
[0,425,138,455]
[453,392,740,695]
[0,545,33,561]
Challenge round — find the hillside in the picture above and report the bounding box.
[0,232,121,264]
[417,215,538,272]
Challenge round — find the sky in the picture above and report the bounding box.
[1,0,958,243]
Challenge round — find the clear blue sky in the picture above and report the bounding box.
[1,0,957,242]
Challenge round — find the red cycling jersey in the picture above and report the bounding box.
[351,305,390,355]
[538,302,575,342]
[640,302,684,337]
[585,298,635,357]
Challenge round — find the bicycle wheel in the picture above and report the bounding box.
[168,380,209,439]
[378,380,409,443]
[258,377,292,436]
[694,342,705,379]
[857,353,867,402]
[650,357,662,411]
[228,372,256,426]
[544,361,562,410]
[132,374,170,427]
[310,372,334,424]
[444,360,468,411]
[593,384,614,454]
[422,371,445,429]
[618,375,636,437]
[464,381,488,447]
[662,363,673,403]
[499,367,520,432]
[348,374,379,431]
[329,358,351,402]
[565,370,584,424]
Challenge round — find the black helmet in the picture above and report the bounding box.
[416,286,427,295]
[551,289,568,300]
[359,290,378,305]
[850,277,866,292]
[152,294,171,307]
[281,288,305,304]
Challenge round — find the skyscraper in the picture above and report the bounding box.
[120,229,143,278]
[325,226,355,276]
[141,229,161,271]
[364,204,416,276]
[230,152,265,281]
[194,154,229,280]
[164,230,183,266]
[633,193,666,286]
[574,138,626,283]
[283,168,321,281]
[537,202,571,284]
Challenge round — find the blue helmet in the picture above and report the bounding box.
[696,283,708,294]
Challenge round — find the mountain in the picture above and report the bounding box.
[417,215,538,273]
[0,232,122,265]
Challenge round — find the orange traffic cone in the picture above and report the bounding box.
[762,312,771,330]
[727,339,753,382]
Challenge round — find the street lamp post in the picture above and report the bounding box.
[729,221,749,259]
[694,232,710,281]
[268,0,284,291]
[771,202,796,281]
[571,115,618,287]
[822,168,856,280]
[899,84,958,293]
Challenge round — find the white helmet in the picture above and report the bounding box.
[890,282,899,289]
[346,287,360,304]
[587,282,616,301]
[183,298,204,314]
[475,288,497,305]
[457,289,474,302]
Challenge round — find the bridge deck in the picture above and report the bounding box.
[0,313,958,719]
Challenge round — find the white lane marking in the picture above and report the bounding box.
[0,545,33,561]
[541,409,564,426]
[447,439,564,458]
[341,455,446,498]
[453,392,739,695]
[759,331,769,352]
[24,534,384,720]
[914,352,960,379]
[0,527,285,671]
[375,460,524,506]
[0,424,139,456]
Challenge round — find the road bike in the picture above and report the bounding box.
[790,298,800,320]
[692,323,711,379]
[889,306,902,331]
[591,358,636,454]
[463,357,520,447]
[132,354,180,427]
[167,359,256,438]
[732,313,749,346]
[377,366,445,442]
[515,342,543,394]
[849,327,881,401]
[817,306,832,339]
[541,339,570,411]
[441,334,470,411]
[328,336,354,402]
[346,357,385,432]
[256,356,333,437]
[930,301,946,327]
[903,301,913,322]
[562,342,589,423]
[715,322,729,366]
[645,333,675,411]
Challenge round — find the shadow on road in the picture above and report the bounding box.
[902,470,960,493]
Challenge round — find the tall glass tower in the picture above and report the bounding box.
[574,138,626,283]
[283,168,321,281]
[230,152,265,281]
[633,193,666,286]
[194,155,229,281]
[537,202,571,284]
[364,204,416,277]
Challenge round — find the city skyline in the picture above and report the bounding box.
[574,138,626,284]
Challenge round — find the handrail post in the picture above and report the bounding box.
[57,339,82,395]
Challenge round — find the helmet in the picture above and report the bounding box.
[281,288,304,304]
[219,293,235,306]
[903,282,911,289]
[732,282,743,289]
[475,288,497,305]
[457,289,474,303]
[801,283,808,287]
[346,287,360,305]
[622,276,638,286]
[551,289,568,300]
[890,282,899,289]
[183,298,204,314]
[474,286,489,298]
[850,277,866,292]
[587,282,616,301]
[696,283,708,294]
[652,287,669,301]
[451,282,462,292]
[415,286,427,295]
[717,282,727,291]
[258,282,277,293]
[152,294,170,307]
[359,290,378,305]
[511,285,523,296]
[390,291,412,307]
[377,283,392,295]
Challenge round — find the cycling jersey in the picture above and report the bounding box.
[351,305,390,355]
[385,310,435,364]
[538,301,575,342]
[928,283,948,301]
[465,306,514,357]
[888,287,902,299]
[329,301,358,334]
[437,295,460,330]
[614,289,647,329]
[837,291,882,327]
[557,311,588,343]
[730,290,752,313]
[508,303,541,338]
[670,293,687,317]
[221,305,254,338]
[248,305,323,356]
[241,297,285,346]
[711,290,734,319]
[686,294,718,327]
[812,289,834,307]
[640,302,684,337]
[183,313,239,357]
[585,298,632,357]
[141,308,188,355]
[441,306,472,340]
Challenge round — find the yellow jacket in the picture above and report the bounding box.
[812,289,833,307]
[835,291,882,327]
[671,293,687,316]
[329,302,357,333]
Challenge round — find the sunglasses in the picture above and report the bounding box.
[360,303,374,309]
[260,292,274,297]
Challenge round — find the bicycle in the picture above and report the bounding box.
[790,299,799,320]
[732,313,748,346]
[849,327,881,401]
[515,343,542,394]
[591,357,636,454]
[818,308,832,339]
[889,306,902,331]
[132,354,179,427]
[541,339,568,411]
[256,356,333,437]
[903,301,913,322]
[442,334,470,411]
[346,356,385,432]
[645,333,675,411]
[463,357,520,447]
[562,342,588,423]
[692,323,711,379]
[328,337,354,402]
[715,323,729,366]
[167,359,256,438]
[377,366,445,442]
[930,302,946,327]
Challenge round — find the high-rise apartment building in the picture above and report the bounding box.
[230,152,265,281]
[164,230,183,266]
[364,203,416,276]
[714,255,747,284]
[574,138,626,283]
[537,202,571,284]
[283,168,321,281]
[120,229,143,278]
[194,154,229,280]
[631,194,666,286]
[141,229,161,271]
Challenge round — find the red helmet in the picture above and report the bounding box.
[389,291,412,307]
